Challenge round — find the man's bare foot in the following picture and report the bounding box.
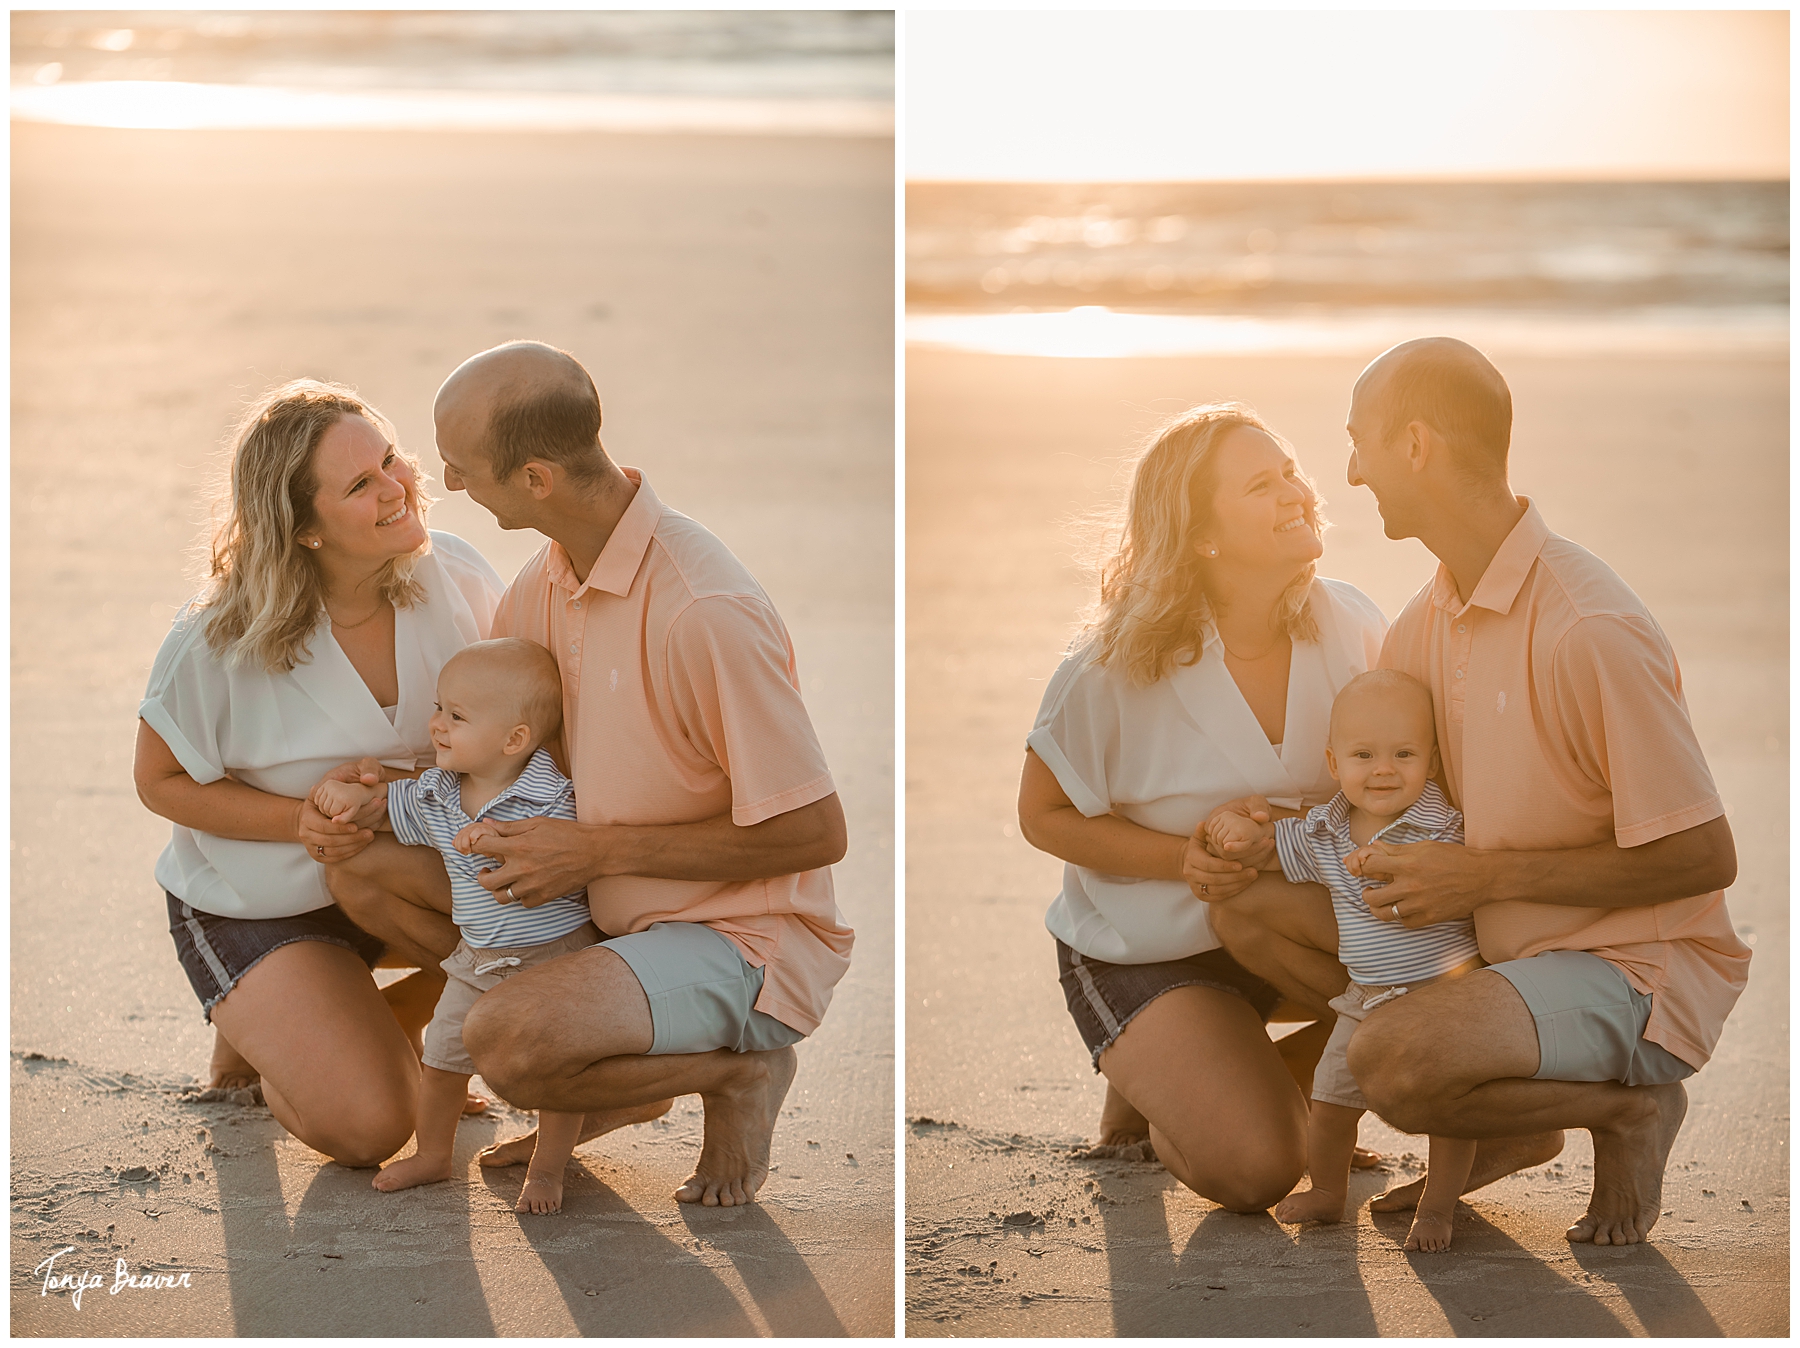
[1097,1082,1149,1146]
[208,1029,259,1090]
[1273,1185,1347,1225]
[516,1170,565,1214]
[1373,1130,1564,1211]
[477,1098,673,1168]
[1567,1083,1686,1246]
[1404,1209,1455,1251]
[372,1152,454,1192]
[675,1046,797,1207]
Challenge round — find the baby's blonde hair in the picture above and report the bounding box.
[1328,669,1436,744]
[444,639,564,749]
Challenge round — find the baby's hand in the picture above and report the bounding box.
[454,822,497,857]
[1206,812,1267,858]
[1346,846,1383,883]
[312,779,375,824]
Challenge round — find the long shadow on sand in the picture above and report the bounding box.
[678,1200,850,1335]
[1568,1241,1723,1337]
[481,1158,757,1335]
[1373,1204,1632,1336]
[212,1119,497,1336]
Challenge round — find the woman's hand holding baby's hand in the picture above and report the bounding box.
[296,757,387,862]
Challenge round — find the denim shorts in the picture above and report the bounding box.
[166,891,385,1023]
[602,921,806,1055]
[1056,939,1282,1070]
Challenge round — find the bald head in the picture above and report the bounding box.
[1354,337,1512,481]
[435,341,607,485]
[1329,669,1436,746]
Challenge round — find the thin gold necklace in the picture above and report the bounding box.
[326,597,388,631]
[1220,630,1287,662]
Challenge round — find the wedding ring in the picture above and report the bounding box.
[1201,884,1209,894]
[506,885,517,901]
[1391,904,1401,919]
[317,845,325,857]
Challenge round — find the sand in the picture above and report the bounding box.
[904,346,1787,1335]
[11,122,893,1335]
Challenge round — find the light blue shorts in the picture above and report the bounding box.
[600,921,805,1056]
[1488,950,1695,1087]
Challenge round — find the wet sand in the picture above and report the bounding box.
[904,346,1787,1335]
[12,122,893,1335]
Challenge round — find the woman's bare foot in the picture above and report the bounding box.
[1273,1185,1347,1225]
[1097,1082,1150,1146]
[675,1046,797,1207]
[477,1098,674,1168]
[462,1093,489,1116]
[1372,1130,1564,1211]
[516,1170,565,1214]
[372,1152,454,1192]
[208,1029,259,1090]
[1404,1209,1455,1251]
[1566,1083,1686,1246]
[1351,1146,1383,1170]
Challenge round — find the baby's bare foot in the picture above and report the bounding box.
[1273,1185,1347,1225]
[516,1170,565,1214]
[371,1152,453,1192]
[1404,1210,1455,1251]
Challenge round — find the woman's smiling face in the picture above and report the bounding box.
[1198,424,1324,575]
[306,413,428,564]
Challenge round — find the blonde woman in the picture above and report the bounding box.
[134,380,503,1167]
[1018,403,1388,1211]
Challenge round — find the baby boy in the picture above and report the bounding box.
[1207,669,1482,1251]
[312,638,597,1214]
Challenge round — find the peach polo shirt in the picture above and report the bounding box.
[1380,498,1748,1070]
[490,469,852,1035]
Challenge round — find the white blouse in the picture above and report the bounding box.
[1029,577,1389,965]
[140,531,506,919]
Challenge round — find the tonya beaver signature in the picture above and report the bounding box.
[34,1246,192,1310]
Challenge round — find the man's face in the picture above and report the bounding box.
[1345,371,1416,541]
[434,404,536,531]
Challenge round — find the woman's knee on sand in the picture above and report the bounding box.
[1158,1118,1306,1212]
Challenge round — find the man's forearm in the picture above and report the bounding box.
[1475,815,1737,909]
[583,793,847,883]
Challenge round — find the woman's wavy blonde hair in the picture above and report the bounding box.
[1082,401,1327,685]
[195,379,434,672]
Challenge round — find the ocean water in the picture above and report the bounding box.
[907,180,1787,356]
[11,11,893,133]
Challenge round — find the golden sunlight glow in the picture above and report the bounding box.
[903,307,1788,361]
[9,80,893,135]
[908,11,1787,181]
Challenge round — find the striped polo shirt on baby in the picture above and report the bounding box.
[1273,780,1479,986]
[386,746,594,950]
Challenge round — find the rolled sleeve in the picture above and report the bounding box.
[1551,614,1724,848]
[664,594,836,827]
[384,779,432,849]
[139,612,229,785]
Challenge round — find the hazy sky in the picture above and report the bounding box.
[907,10,1788,181]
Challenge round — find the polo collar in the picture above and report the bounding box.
[415,746,571,818]
[1307,779,1453,846]
[544,467,663,599]
[1429,496,1549,618]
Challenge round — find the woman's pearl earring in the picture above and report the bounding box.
[1206,548,1218,558]
[306,539,321,549]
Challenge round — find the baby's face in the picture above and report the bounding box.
[1326,690,1437,822]
[428,659,526,775]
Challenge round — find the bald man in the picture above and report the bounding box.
[1209,338,1746,1246]
[323,341,852,1207]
